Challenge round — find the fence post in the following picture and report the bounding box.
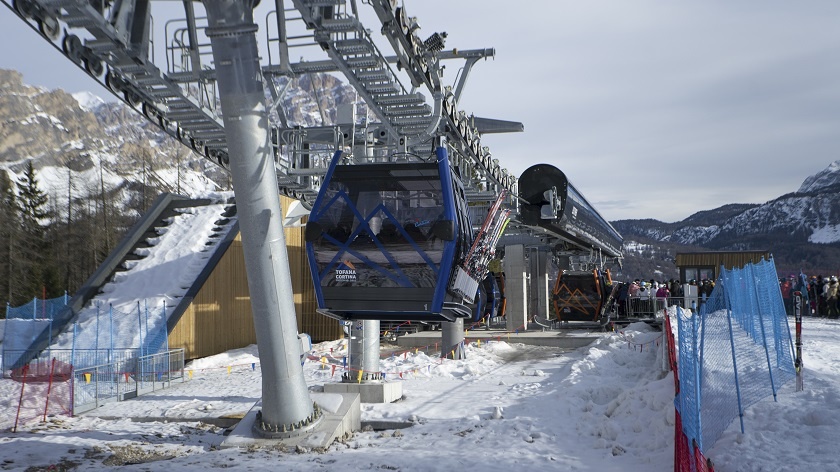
[724,291,745,434]
[71,321,77,369]
[691,309,703,451]
[70,365,75,416]
[794,291,803,392]
[95,303,100,353]
[138,301,143,358]
[13,365,29,433]
[163,301,169,352]
[109,302,114,364]
[43,358,56,422]
[144,299,149,353]
[95,365,100,408]
[748,264,779,401]
[47,318,52,365]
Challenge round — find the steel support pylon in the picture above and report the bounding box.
[441,318,465,360]
[202,0,315,436]
[345,320,382,382]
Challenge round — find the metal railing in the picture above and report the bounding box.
[2,348,139,375]
[617,296,708,319]
[72,349,186,414]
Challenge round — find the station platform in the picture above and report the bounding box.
[394,327,602,350]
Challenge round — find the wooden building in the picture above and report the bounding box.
[675,250,772,283]
[168,196,343,360]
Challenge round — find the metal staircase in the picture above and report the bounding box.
[3,0,520,209]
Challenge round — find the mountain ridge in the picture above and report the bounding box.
[611,161,840,280]
[2,68,839,283]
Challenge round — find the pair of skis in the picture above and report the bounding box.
[451,190,511,303]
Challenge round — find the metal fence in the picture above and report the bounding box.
[618,296,708,319]
[73,348,186,414]
[3,348,140,375]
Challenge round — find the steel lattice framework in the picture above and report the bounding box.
[3,0,621,265]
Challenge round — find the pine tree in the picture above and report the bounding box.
[18,161,50,227]
[0,171,20,313]
[15,161,54,300]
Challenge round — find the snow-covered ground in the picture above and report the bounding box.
[48,192,236,353]
[1,316,836,471]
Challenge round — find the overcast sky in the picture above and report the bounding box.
[2,1,840,222]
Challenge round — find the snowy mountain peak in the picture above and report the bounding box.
[71,91,106,111]
[797,159,840,194]
[613,159,840,278]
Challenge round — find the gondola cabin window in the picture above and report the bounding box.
[309,165,448,289]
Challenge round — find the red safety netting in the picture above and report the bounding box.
[8,359,74,432]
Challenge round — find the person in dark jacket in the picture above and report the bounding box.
[669,279,683,306]
[825,276,839,319]
[816,275,827,317]
[616,282,629,318]
[808,276,819,315]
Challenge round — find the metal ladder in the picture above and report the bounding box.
[3,0,518,205]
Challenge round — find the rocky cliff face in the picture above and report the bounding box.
[0,70,103,166]
[0,69,357,209]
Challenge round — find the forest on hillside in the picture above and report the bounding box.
[0,163,151,313]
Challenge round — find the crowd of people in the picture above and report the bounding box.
[779,273,839,318]
[613,278,714,317]
[607,273,839,319]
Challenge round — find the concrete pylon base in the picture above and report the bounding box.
[323,381,403,404]
[220,392,360,450]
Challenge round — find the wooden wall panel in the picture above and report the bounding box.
[169,195,342,361]
[675,251,772,271]
[169,239,256,360]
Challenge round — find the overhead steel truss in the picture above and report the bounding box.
[5,0,625,266]
[3,0,520,207]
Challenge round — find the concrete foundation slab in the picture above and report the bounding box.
[220,392,360,450]
[323,381,403,403]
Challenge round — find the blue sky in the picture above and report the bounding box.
[2,0,840,222]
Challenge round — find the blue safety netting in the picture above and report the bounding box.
[676,257,795,452]
[3,294,71,370]
[5,294,70,320]
[3,297,169,374]
[72,301,170,365]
